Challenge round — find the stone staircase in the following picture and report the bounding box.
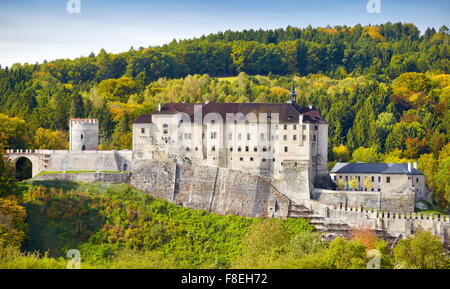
[287,203,392,242]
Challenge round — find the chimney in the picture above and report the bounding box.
[308,105,313,110]
[413,162,418,170]
[408,162,412,173]
[158,103,161,112]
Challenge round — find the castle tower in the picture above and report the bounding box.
[287,80,297,104]
[69,118,99,151]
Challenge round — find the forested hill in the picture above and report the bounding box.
[1,23,449,83]
[0,23,449,208]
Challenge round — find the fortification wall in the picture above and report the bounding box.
[312,189,415,213]
[6,149,133,176]
[131,160,289,217]
[298,199,450,247]
[33,172,130,183]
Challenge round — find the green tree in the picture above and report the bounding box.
[0,155,17,198]
[352,147,380,163]
[393,231,449,269]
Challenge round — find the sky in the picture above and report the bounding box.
[0,0,449,67]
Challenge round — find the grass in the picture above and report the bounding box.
[35,171,127,177]
[415,200,449,216]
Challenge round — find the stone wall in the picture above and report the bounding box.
[312,188,415,213]
[33,172,130,183]
[298,199,450,248]
[131,160,289,218]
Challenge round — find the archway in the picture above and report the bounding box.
[15,157,33,181]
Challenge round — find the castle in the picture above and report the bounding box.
[132,84,329,187]
[4,84,449,247]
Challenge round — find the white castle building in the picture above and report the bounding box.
[132,84,330,185]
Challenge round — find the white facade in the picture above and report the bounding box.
[132,102,329,182]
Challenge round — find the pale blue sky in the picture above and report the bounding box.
[0,0,449,67]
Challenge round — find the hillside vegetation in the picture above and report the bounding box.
[0,178,448,269]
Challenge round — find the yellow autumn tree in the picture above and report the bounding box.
[32,128,68,150]
[364,177,374,190]
[333,145,351,162]
[0,196,27,247]
[348,177,359,190]
[337,179,346,190]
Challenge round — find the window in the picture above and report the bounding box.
[416,178,419,183]
[273,158,275,162]
[312,135,317,141]
[302,135,306,141]
[284,135,288,141]
[230,147,233,152]
[141,128,145,134]
[238,133,242,140]
[238,147,242,152]
[334,176,337,180]
[260,133,265,141]
[211,120,216,125]
[240,157,244,161]
[371,176,374,182]
[262,147,267,152]
[247,133,251,141]
[186,147,190,151]
[284,147,288,153]
[262,158,266,162]
[314,125,318,131]
[228,133,232,141]
[210,132,217,139]
[245,146,249,152]
[81,134,84,140]
[284,124,288,130]
[211,146,216,152]
[386,177,391,183]
[293,125,297,130]
[302,125,306,130]
[250,157,254,161]
[378,176,381,182]
[293,135,297,141]
[163,124,169,135]
[195,147,199,151]
[254,147,258,152]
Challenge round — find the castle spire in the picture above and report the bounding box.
[287,80,297,104]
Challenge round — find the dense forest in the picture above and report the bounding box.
[0,22,449,208]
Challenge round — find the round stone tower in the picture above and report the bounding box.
[69,118,99,151]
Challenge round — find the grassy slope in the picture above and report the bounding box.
[19,181,313,269]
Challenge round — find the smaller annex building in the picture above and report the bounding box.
[330,162,427,197]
